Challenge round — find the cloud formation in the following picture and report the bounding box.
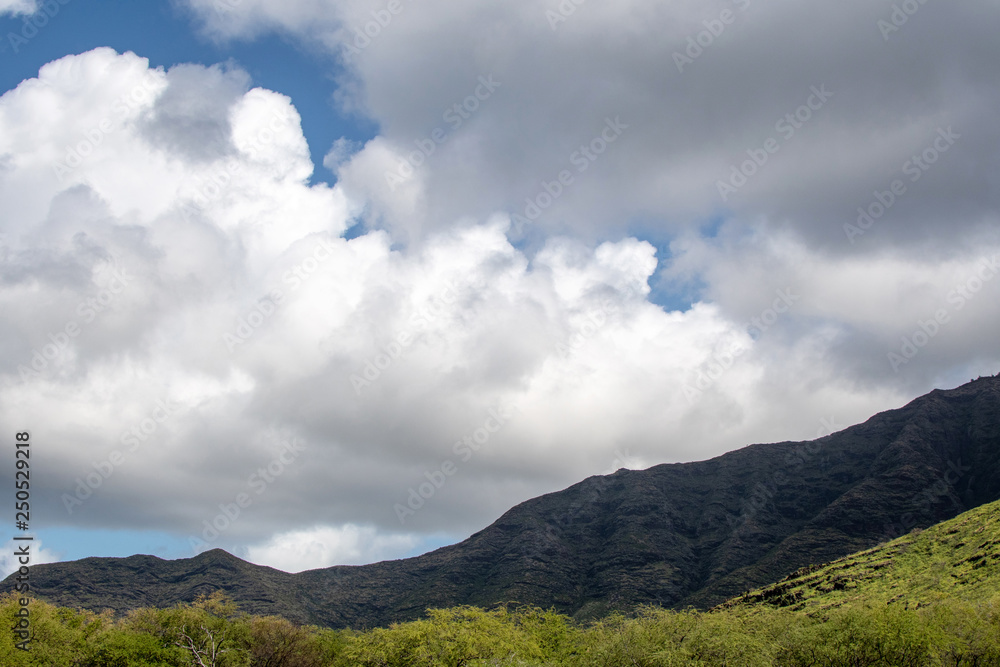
[245,524,421,573]
[0,0,37,16]
[184,0,1000,250]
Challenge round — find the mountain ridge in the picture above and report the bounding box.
[9,375,1000,628]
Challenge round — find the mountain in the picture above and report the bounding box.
[718,497,1000,612]
[9,376,1000,629]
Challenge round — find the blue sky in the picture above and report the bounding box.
[0,0,373,187]
[1,0,998,575]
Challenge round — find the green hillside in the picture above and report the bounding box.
[721,498,1000,613]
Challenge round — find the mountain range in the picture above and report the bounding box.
[9,375,1000,629]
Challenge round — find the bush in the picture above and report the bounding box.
[341,605,567,667]
[777,604,935,666]
[5,591,1000,666]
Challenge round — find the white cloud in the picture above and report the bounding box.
[244,524,421,572]
[322,137,360,173]
[661,224,1000,388]
[0,0,36,16]
[0,539,59,579]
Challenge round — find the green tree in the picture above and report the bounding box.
[242,615,326,667]
[0,593,112,666]
[121,592,250,667]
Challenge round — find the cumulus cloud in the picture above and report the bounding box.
[2,0,999,572]
[244,524,421,572]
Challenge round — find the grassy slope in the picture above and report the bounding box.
[719,498,1000,613]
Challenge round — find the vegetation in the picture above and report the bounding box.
[720,498,1000,614]
[2,590,1000,666]
[0,590,346,667]
[3,500,997,666]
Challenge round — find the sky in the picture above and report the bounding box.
[1,0,998,576]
